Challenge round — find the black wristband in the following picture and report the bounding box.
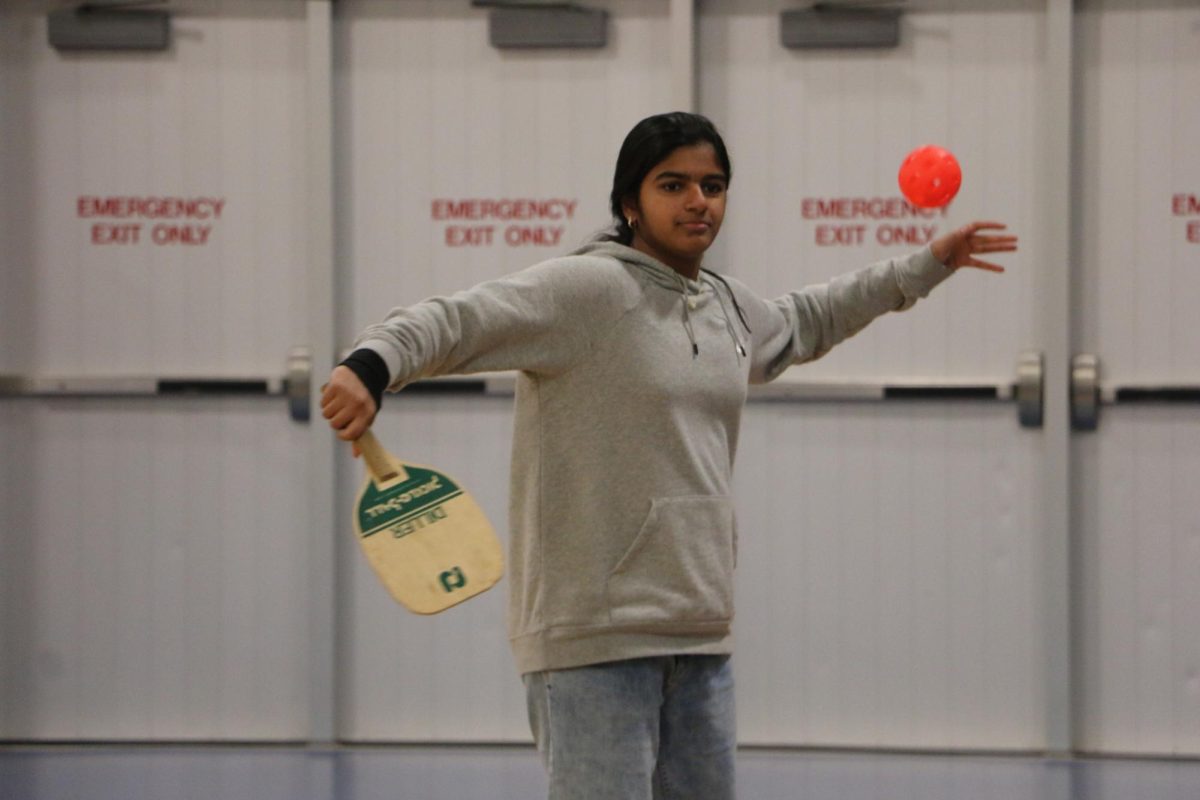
[338,348,389,412]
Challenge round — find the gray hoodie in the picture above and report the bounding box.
[356,241,952,673]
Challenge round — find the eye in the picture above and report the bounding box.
[660,181,682,192]
[703,182,726,196]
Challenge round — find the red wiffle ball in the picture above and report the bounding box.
[898,145,962,209]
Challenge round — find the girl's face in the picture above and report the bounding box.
[625,143,728,280]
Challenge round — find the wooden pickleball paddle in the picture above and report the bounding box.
[351,430,503,614]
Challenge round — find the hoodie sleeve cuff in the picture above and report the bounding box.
[907,246,955,297]
[338,348,389,412]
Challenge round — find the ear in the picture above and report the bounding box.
[620,197,639,226]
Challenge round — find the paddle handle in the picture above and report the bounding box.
[356,429,405,483]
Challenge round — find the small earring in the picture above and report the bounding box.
[627,217,638,230]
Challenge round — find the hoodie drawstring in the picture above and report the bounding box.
[677,272,748,362]
[676,273,700,358]
[708,278,747,361]
[701,269,753,337]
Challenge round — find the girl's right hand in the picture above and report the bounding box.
[321,365,377,446]
[930,221,1017,273]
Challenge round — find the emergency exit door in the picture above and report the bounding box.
[0,1,325,740]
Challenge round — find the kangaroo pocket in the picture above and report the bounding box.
[606,495,736,628]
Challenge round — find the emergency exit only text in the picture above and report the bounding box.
[802,196,950,247]
[77,196,225,246]
[1174,193,1200,244]
[433,198,578,247]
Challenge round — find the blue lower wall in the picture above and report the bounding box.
[2,746,1198,800]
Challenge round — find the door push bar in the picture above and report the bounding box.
[1,348,1046,429]
[0,346,315,423]
[1070,354,1200,431]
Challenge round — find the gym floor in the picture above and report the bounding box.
[3,745,1199,800]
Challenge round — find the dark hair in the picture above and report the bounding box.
[606,112,732,246]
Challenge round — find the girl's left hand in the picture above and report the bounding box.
[931,221,1018,273]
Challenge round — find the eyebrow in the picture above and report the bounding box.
[654,170,728,183]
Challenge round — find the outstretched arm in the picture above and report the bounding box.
[738,220,1018,383]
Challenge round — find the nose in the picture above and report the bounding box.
[683,184,707,211]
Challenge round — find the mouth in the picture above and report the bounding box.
[679,221,712,234]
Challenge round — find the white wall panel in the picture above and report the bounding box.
[336,0,673,332]
[0,1,317,739]
[0,400,311,739]
[1075,1,1200,755]
[734,403,1042,748]
[1076,0,1200,380]
[334,0,673,741]
[0,0,309,377]
[1077,410,1200,755]
[699,1,1047,748]
[699,0,1042,382]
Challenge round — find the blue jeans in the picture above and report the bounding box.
[524,655,736,800]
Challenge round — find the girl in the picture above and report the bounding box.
[322,112,1016,800]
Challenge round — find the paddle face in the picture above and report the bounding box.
[352,431,503,614]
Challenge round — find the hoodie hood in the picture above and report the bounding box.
[572,239,702,292]
[572,239,749,360]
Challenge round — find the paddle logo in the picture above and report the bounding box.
[439,567,467,593]
[357,466,463,539]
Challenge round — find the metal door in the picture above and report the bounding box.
[0,0,331,740]
[1072,0,1200,756]
[698,0,1062,750]
[332,0,682,741]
